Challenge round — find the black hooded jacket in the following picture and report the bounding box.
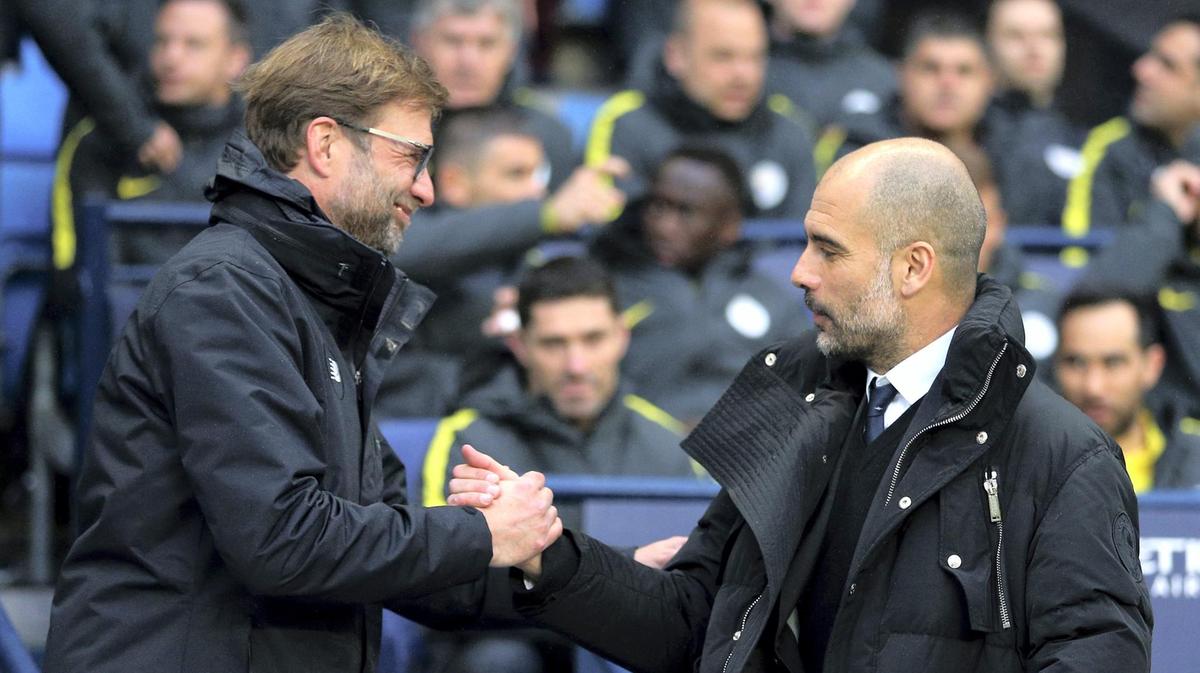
[513,276,1152,673]
[43,131,494,673]
[587,63,817,219]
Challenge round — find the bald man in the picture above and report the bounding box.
[450,138,1152,672]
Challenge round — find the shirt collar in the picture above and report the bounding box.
[866,326,957,406]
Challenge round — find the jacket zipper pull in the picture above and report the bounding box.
[983,470,1002,523]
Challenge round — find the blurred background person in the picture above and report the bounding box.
[421,256,696,673]
[765,0,896,130]
[1063,17,1200,231]
[1054,287,1200,491]
[986,0,1085,226]
[53,0,251,268]
[410,0,576,189]
[824,12,1069,227]
[587,0,817,220]
[1082,158,1200,416]
[377,107,625,416]
[591,145,810,422]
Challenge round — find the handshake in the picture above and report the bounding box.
[447,445,563,579]
[446,445,689,578]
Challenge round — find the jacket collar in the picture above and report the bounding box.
[205,131,433,344]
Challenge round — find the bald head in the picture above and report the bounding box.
[826,138,987,302]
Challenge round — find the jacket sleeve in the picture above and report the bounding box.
[391,201,545,284]
[1081,198,1184,295]
[155,261,494,604]
[15,0,157,154]
[513,490,741,673]
[1024,443,1153,672]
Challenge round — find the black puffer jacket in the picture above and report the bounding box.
[43,131,494,673]
[515,276,1152,673]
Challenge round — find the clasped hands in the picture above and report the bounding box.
[447,445,562,579]
[447,446,690,578]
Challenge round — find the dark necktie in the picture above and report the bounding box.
[865,379,899,443]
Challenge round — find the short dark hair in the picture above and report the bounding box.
[1057,286,1162,349]
[517,256,619,327]
[435,107,537,172]
[162,0,250,46]
[658,144,749,215]
[903,11,988,61]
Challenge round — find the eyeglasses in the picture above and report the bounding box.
[331,117,434,183]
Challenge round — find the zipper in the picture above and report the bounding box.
[722,593,763,673]
[984,468,1012,629]
[884,342,1009,507]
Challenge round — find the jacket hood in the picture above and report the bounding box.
[930,273,1032,418]
[205,131,434,346]
[645,60,774,134]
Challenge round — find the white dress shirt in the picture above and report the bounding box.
[865,326,957,430]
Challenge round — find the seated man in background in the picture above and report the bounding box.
[1064,16,1200,232]
[421,256,696,673]
[766,0,896,130]
[53,0,251,267]
[1082,158,1200,417]
[592,146,810,421]
[410,0,576,189]
[425,256,698,513]
[30,0,251,473]
[378,107,625,416]
[985,0,1084,226]
[588,0,817,220]
[1054,287,1200,491]
[825,12,1066,227]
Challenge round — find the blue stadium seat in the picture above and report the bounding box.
[1,39,64,420]
[0,600,39,673]
[375,417,443,673]
[377,417,440,501]
[551,91,610,153]
[1,39,68,159]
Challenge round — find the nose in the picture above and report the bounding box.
[790,246,818,290]
[1132,54,1154,83]
[411,169,435,208]
[564,344,589,376]
[1082,365,1108,398]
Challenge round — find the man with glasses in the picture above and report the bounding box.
[591,146,810,422]
[43,15,561,673]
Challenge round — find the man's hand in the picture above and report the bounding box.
[633,535,688,569]
[448,444,519,507]
[480,286,520,339]
[1151,160,1200,225]
[137,122,183,174]
[479,470,562,572]
[543,156,630,233]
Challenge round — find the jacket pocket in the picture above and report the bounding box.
[938,470,1009,634]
